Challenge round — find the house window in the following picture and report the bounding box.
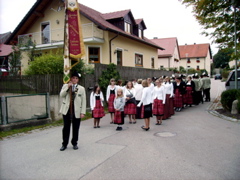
[124,22,132,34]
[139,29,143,38]
[160,65,164,70]
[117,49,122,66]
[187,58,191,63]
[196,65,200,70]
[41,22,50,44]
[151,57,154,68]
[89,47,100,63]
[196,57,200,63]
[135,54,143,67]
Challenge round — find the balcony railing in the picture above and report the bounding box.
[18,23,104,46]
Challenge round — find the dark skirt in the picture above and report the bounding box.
[163,94,171,119]
[174,89,183,108]
[136,100,143,119]
[141,104,153,119]
[92,99,105,118]
[169,96,175,115]
[185,86,193,105]
[124,103,137,115]
[114,111,124,125]
[108,94,115,113]
[153,99,164,116]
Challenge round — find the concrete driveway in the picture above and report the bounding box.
[1,79,240,180]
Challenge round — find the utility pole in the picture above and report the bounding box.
[232,0,239,89]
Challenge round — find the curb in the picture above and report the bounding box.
[207,96,239,122]
[208,110,238,122]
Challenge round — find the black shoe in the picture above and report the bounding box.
[73,145,78,150]
[133,121,136,124]
[60,146,67,151]
[97,126,100,128]
[116,126,122,131]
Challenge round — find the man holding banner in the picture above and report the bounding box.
[59,0,86,151]
[59,72,86,151]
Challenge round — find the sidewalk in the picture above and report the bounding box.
[1,80,240,180]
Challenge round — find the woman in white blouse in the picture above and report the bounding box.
[163,76,174,119]
[152,78,166,125]
[124,81,137,124]
[137,80,153,131]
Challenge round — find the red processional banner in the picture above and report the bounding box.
[63,0,85,83]
[67,0,85,59]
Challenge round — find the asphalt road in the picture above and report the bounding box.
[1,79,240,180]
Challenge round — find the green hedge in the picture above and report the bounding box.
[221,89,240,112]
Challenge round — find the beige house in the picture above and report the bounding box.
[151,37,180,70]
[179,43,212,74]
[6,0,163,74]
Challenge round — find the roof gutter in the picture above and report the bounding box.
[109,32,119,63]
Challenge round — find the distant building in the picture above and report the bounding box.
[6,0,164,74]
[0,32,13,73]
[179,43,212,75]
[151,37,180,70]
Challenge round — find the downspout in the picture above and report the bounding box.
[109,32,119,63]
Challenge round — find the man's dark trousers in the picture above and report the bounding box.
[62,110,81,147]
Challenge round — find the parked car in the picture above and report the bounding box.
[214,74,222,80]
[225,69,240,90]
[0,68,9,76]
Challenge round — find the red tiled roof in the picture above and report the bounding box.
[0,44,13,56]
[102,9,131,20]
[151,37,179,57]
[135,19,143,24]
[179,43,211,58]
[80,4,164,50]
[0,32,11,44]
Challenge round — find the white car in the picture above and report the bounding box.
[225,69,240,90]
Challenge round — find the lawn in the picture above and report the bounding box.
[0,111,92,140]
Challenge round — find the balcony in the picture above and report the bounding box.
[18,23,104,49]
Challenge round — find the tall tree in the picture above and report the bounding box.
[213,48,234,68]
[181,0,240,59]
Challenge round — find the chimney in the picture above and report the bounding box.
[194,43,196,45]
[185,43,187,45]
[153,37,158,39]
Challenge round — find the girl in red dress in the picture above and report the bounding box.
[114,88,125,131]
[106,79,117,124]
[90,85,105,128]
[124,81,137,124]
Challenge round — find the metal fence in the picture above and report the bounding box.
[1,93,50,125]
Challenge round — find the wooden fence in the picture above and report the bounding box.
[0,64,173,107]
[94,63,173,82]
[0,74,95,107]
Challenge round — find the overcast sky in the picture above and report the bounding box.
[0,0,218,54]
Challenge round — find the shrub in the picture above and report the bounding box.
[98,63,121,97]
[222,69,230,79]
[221,89,240,111]
[24,53,85,75]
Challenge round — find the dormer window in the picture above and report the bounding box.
[124,22,132,34]
[139,29,143,39]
